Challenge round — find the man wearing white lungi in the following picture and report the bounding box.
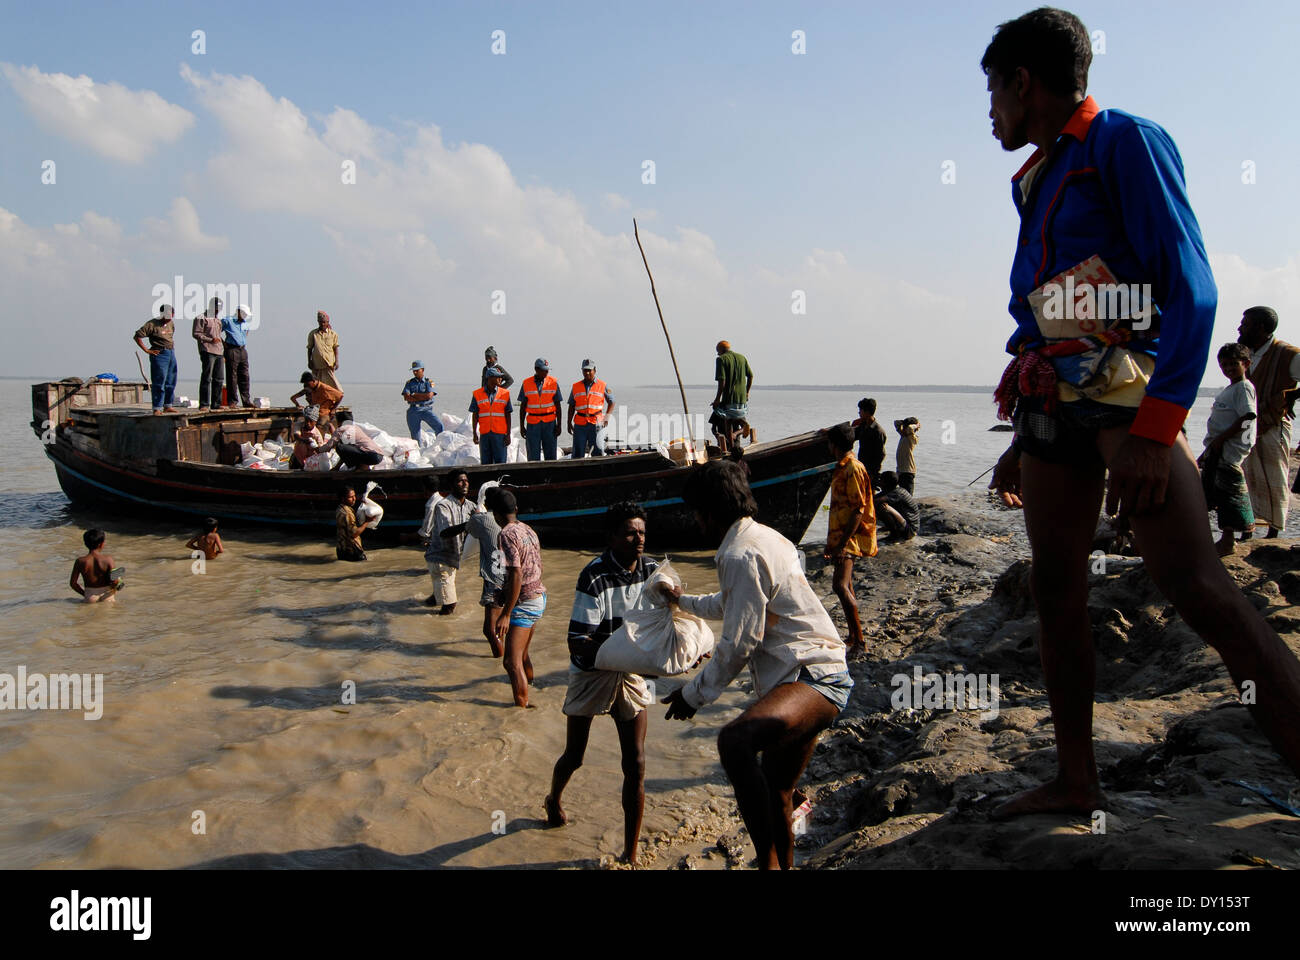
[1240,306,1300,537]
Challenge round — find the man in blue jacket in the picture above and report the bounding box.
[984,7,1300,815]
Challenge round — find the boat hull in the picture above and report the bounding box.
[44,432,836,549]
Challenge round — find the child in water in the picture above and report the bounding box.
[70,528,123,603]
[187,517,224,560]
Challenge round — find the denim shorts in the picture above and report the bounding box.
[508,593,547,628]
[797,666,853,712]
[1012,394,1137,467]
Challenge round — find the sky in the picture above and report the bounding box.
[1,0,1298,389]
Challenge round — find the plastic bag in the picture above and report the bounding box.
[303,452,331,472]
[356,481,385,528]
[593,561,714,677]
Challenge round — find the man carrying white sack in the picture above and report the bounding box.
[545,501,659,867]
[661,459,853,871]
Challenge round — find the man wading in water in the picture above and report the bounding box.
[984,7,1300,816]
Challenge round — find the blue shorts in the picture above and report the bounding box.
[716,403,748,421]
[797,666,853,712]
[508,593,547,628]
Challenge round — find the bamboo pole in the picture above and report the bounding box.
[633,218,698,459]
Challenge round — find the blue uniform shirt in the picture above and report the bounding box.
[404,376,436,410]
[1006,97,1216,446]
[221,315,251,348]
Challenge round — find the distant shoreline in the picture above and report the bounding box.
[2,376,1221,397]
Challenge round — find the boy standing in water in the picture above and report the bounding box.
[491,490,546,707]
[186,518,225,561]
[826,423,875,656]
[70,529,122,603]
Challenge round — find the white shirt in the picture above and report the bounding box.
[678,518,847,709]
[1204,379,1256,468]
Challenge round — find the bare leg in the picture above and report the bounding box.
[503,624,532,707]
[483,605,503,657]
[614,709,648,864]
[716,683,837,870]
[993,451,1107,819]
[831,555,863,649]
[1097,429,1300,777]
[522,626,535,684]
[875,501,905,535]
[546,715,592,827]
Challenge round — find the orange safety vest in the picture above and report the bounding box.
[571,379,608,426]
[521,375,560,424]
[472,386,509,435]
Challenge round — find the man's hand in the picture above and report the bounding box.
[659,581,683,604]
[662,688,697,720]
[1105,434,1172,518]
[989,444,1023,509]
[472,431,480,444]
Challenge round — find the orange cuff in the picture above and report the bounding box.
[1130,395,1187,447]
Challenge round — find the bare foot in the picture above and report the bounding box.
[618,851,638,867]
[544,794,567,827]
[991,779,1105,820]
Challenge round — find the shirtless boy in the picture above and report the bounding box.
[71,529,122,603]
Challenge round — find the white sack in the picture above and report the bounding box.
[593,561,715,677]
[356,480,385,528]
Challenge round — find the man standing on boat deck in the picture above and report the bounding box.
[192,297,225,411]
[568,359,615,458]
[712,340,753,454]
[1238,306,1300,538]
[307,311,340,389]
[520,359,563,461]
[481,346,514,392]
[133,304,179,414]
[471,367,513,464]
[402,362,444,440]
[983,7,1300,815]
[222,304,255,408]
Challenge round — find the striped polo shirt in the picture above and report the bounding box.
[567,551,660,670]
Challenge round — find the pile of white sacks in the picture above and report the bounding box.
[236,413,525,471]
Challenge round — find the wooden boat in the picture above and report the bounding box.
[31,379,836,548]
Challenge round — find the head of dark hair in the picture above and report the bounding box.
[203,517,219,533]
[339,486,356,502]
[980,7,1092,97]
[83,528,106,549]
[423,477,440,493]
[1218,342,1251,364]
[606,500,647,533]
[827,422,856,452]
[483,486,506,513]
[336,410,353,424]
[682,460,758,527]
[859,397,877,416]
[300,371,314,385]
[1244,305,1279,335]
[878,470,899,493]
[494,489,518,516]
[443,469,468,492]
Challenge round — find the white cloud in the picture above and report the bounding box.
[601,193,630,211]
[1,63,194,164]
[141,197,229,252]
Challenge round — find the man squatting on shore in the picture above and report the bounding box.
[984,7,1300,815]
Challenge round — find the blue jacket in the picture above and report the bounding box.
[1006,97,1216,446]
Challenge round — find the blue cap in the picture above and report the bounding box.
[485,365,504,378]
[411,361,424,371]
[534,358,549,371]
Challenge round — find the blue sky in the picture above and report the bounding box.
[2,0,1298,386]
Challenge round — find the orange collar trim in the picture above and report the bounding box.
[1012,96,1100,181]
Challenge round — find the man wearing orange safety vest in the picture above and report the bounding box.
[471,366,514,465]
[567,358,615,458]
[519,358,563,461]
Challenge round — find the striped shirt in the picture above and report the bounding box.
[567,551,660,670]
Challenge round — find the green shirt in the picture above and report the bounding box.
[715,351,752,406]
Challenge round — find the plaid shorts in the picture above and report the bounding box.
[1012,394,1137,467]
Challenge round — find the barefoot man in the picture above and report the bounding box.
[984,7,1300,816]
[661,460,852,869]
[546,502,659,865]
